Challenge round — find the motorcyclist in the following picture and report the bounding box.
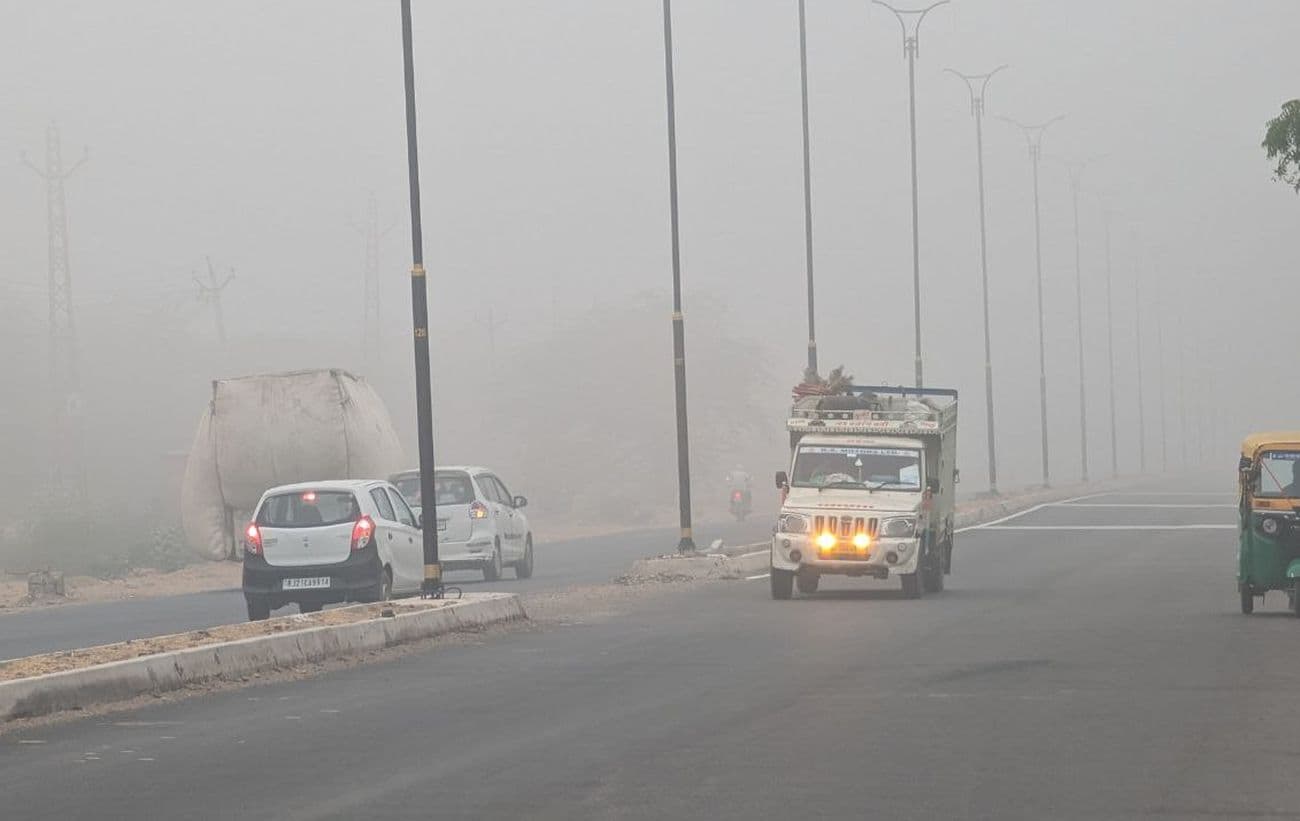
[726,465,753,509]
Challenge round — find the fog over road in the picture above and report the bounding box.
[8,475,1293,821]
[0,517,771,663]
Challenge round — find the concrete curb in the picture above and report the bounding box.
[0,593,525,723]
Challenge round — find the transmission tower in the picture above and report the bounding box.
[22,123,88,500]
[351,194,394,376]
[194,256,235,346]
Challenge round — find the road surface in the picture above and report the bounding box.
[10,477,1293,820]
[0,518,771,662]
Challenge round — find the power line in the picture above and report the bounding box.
[194,256,235,346]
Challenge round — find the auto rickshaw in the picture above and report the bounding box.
[1238,432,1300,615]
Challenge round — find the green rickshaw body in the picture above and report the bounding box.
[1238,432,1300,614]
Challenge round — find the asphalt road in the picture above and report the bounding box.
[0,517,771,662]
[10,476,1293,820]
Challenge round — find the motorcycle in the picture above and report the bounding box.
[729,489,752,521]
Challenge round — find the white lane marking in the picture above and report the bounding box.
[979,524,1236,531]
[746,573,770,581]
[1089,492,1231,497]
[138,758,155,762]
[18,740,46,745]
[1051,503,1235,509]
[955,492,1106,533]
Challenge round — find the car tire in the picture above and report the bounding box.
[795,571,819,595]
[299,601,324,614]
[1240,586,1254,615]
[246,596,271,622]
[770,568,794,600]
[901,571,923,599]
[483,542,503,582]
[514,537,534,580]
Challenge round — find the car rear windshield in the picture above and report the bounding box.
[394,472,475,507]
[257,491,360,528]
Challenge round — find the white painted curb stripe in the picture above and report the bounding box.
[0,593,525,723]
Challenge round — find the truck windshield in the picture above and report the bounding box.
[792,445,922,491]
[1255,450,1300,498]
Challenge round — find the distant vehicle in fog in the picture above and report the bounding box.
[241,479,422,621]
[390,466,534,582]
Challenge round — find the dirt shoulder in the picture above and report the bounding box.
[0,562,241,614]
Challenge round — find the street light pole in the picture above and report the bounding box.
[1133,238,1147,473]
[1103,210,1118,478]
[947,66,1006,496]
[873,0,949,388]
[1064,158,1100,483]
[1156,288,1168,472]
[398,0,441,595]
[1003,116,1064,487]
[797,0,818,375]
[662,0,696,553]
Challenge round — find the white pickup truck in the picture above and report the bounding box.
[771,386,958,599]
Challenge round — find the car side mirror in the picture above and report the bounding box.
[775,471,789,489]
[415,514,423,529]
[927,477,940,493]
[513,495,528,509]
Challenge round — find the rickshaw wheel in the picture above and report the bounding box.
[1240,588,1254,615]
[1293,586,1300,618]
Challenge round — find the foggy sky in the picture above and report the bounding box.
[2,1,1298,519]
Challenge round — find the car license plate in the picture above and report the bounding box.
[282,577,330,590]
[436,519,448,532]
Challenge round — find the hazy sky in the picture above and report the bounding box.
[2,0,1298,509]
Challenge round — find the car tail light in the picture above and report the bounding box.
[351,516,375,551]
[244,523,263,556]
[469,501,489,520]
[732,491,743,502]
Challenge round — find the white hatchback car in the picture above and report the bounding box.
[241,479,424,620]
[389,466,533,581]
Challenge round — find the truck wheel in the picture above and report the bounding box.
[795,571,819,595]
[901,572,923,599]
[299,601,323,614]
[1292,585,1300,618]
[770,569,794,600]
[246,596,271,621]
[1240,587,1254,615]
[923,553,945,593]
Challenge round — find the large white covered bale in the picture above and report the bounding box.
[181,369,405,560]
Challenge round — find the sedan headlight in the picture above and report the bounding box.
[880,516,917,538]
[779,513,810,534]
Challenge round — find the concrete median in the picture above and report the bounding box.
[0,592,525,723]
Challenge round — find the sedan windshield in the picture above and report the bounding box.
[792,445,922,491]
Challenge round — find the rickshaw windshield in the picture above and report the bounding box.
[1254,450,1300,498]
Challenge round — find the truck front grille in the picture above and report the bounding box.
[812,515,878,538]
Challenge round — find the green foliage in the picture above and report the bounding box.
[1263,100,1300,193]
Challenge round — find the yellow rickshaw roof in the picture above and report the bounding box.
[1241,432,1300,457]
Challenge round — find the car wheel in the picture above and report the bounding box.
[1240,586,1254,615]
[795,570,819,595]
[246,596,271,622]
[770,568,794,600]
[514,537,534,580]
[901,572,923,599]
[299,601,324,614]
[483,542,503,582]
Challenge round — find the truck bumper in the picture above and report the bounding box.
[770,534,919,577]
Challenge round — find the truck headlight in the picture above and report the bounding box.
[779,513,810,534]
[880,516,917,538]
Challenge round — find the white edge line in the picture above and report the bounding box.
[980,524,1236,531]
[745,573,770,581]
[955,491,1107,533]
